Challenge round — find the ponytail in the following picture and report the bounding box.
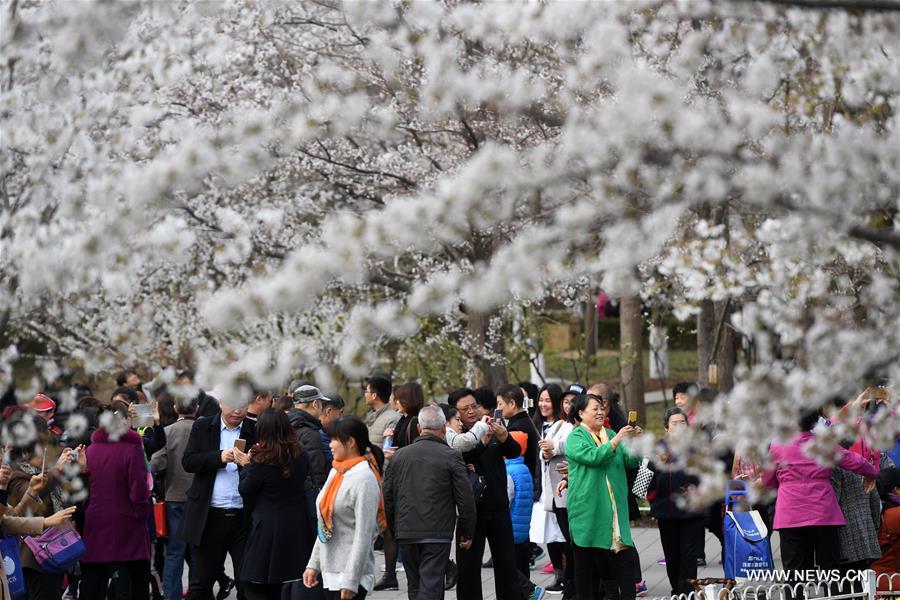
[328,415,384,473]
[367,443,385,475]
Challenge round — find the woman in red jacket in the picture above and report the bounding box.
[871,468,900,592]
[80,401,152,600]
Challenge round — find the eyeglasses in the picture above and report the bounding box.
[457,403,479,413]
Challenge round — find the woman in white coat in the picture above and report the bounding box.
[534,383,579,596]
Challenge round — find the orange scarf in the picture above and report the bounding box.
[318,454,387,542]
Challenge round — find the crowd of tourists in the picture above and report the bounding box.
[0,370,898,600]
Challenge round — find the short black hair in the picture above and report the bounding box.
[322,393,345,410]
[663,407,688,429]
[438,403,457,422]
[672,381,696,400]
[473,387,496,412]
[366,375,392,404]
[497,384,525,408]
[111,386,140,404]
[175,394,199,415]
[447,388,476,407]
[877,467,900,503]
[798,408,821,432]
[115,371,137,387]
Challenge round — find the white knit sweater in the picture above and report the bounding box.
[307,461,381,593]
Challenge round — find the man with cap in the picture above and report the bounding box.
[287,385,329,522]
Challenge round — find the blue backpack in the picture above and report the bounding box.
[723,480,774,580]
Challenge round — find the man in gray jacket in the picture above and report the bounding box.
[383,405,476,600]
[150,394,198,600]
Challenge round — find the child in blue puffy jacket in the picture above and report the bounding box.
[507,431,534,579]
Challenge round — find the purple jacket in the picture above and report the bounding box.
[82,428,151,563]
[763,431,879,529]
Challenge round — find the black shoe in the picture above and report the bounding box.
[215,577,234,600]
[482,556,493,568]
[545,571,566,594]
[530,543,545,562]
[444,559,458,590]
[373,575,399,591]
[697,557,707,567]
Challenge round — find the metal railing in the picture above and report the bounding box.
[654,571,900,600]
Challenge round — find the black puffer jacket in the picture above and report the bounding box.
[287,408,328,488]
[462,431,522,514]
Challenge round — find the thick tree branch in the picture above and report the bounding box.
[758,0,900,10]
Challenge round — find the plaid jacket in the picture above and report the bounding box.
[831,453,895,563]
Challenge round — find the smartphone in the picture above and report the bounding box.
[234,439,247,452]
[628,411,638,427]
[493,408,503,421]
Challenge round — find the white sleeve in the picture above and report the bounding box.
[449,420,490,453]
[507,474,515,504]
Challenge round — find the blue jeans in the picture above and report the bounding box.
[162,501,191,600]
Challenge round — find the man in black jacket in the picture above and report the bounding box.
[455,393,524,600]
[383,405,476,600]
[497,384,540,483]
[180,402,256,600]
[287,385,329,524]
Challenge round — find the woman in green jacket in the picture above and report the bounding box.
[565,392,641,600]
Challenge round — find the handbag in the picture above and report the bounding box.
[1,533,25,597]
[153,500,167,537]
[631,457,654,499]
[23,525,86,574]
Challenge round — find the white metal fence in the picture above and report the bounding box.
[656,571,900,600]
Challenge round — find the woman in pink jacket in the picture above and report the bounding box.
[763,409,879,576]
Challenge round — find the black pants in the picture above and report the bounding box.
[700,501,724,560]
[243,582,282,600]
[657,517,704,594]
[21,568,63,600]
[572,545,636,600]
[514,542,531,579]
[323,588,366,600]
[552,505,576,584]
[80,560,150,600]
[400,542,451,600]
[457,511,519,600]
[779,525,840,599]
[187,508,248,600]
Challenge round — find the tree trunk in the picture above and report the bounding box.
[619,295,645,426]
[466,309,508,390]
[583,298,597,357]
[714,300,736,392]
[697,299,715,387]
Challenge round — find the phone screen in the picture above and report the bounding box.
[493,408,503,421]
[234,439,247,452]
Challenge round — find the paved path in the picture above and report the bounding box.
[195,524,781,600]
[365,527,782,599]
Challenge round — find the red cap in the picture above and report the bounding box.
[28,393,56,412]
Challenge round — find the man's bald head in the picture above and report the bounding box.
[588,383,612,401]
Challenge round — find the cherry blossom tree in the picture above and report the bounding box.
[1,0,898,486]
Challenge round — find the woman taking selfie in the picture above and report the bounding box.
[304,416,385,600]
[235,408,311,600]
[565,392,642,600]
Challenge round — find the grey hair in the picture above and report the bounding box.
[418,405,446,431]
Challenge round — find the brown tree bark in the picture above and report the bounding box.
[714,299,736,392]
[584,297,597,358]
[697,299,715,387]
[619,295,645,426]
[466,309,508,390]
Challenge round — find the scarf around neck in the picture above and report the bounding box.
[318,454,387,542]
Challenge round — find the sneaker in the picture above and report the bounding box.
[530,544,545,562]
[635,581,648,597]
[529,585,545,600]
[215,577,234,600]
[545,573,566,594]
[482,557,493,568]
[540,561,556,574]
[656,557,666,565]
[373,575,399,591]
[697,557,707,567]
